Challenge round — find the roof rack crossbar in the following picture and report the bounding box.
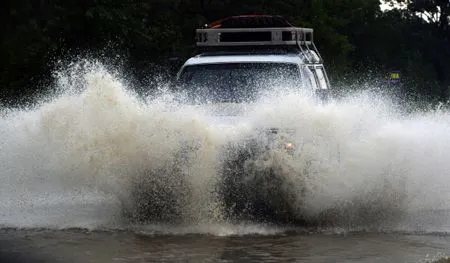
[196,27,312,46]
[196,27,323,63]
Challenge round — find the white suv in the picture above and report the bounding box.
[172,16,332,223]
[125,15,333,224]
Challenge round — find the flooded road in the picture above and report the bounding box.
[1,227,449,263]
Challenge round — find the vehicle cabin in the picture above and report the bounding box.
[175,15,331,103]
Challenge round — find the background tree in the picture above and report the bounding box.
[1,0,449,107]
[383,0,450,102]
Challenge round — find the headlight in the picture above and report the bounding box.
[284,142,295,152]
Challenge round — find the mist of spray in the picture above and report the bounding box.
[0,60,448,233]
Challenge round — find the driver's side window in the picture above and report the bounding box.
[315,66,328,89]
[308,65,328,89]
[301,66,317,89]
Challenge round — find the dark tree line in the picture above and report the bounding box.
[1,0,449,107]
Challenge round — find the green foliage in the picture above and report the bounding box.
[382,0,450,101]
[1,0,449,106]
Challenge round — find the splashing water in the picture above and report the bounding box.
[0,60,449,234]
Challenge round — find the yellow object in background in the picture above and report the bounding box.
[390,72,400,79]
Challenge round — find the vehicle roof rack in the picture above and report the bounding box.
[195,15,323,64]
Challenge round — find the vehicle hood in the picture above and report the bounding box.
[190,103,296,146]
[192,103,254,127]
[184,103,292,134]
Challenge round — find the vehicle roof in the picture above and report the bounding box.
[183,54,308,67]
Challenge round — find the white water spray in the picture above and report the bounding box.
[0,60,448,233]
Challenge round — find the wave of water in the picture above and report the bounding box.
[0,60,449,235]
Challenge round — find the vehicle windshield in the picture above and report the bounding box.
[176,62,301,103]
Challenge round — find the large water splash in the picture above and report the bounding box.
[0,60,448,233]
